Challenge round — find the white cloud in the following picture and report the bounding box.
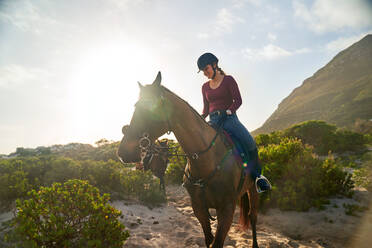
[267,32,277,41]
[108,0,146,11]
[294,47,311,54]
[215,8,244,34]
[0,65,51,89]
[260,44,291,59]
[246,0,262,6]
[242,44,291,60]
[0,0,58,34]
[293,0,372,33]
[232,0,261,8]
[242,44,310,60]
[326,31,372,52]
[197,33,210,39]
[198,8,244,39]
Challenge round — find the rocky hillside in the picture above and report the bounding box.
[254,34,372,135]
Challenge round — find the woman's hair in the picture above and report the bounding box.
[216,64,225,75]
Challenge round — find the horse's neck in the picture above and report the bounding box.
[166,92,218,171]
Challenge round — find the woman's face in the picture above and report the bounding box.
[202,64,215,79]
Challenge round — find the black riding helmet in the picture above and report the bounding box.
[197,53,218,72]
[197,53,219,79]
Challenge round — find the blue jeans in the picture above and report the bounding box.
[209,112,262,178]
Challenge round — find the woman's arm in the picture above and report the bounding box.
[227,76,242,112]
[201,85,209,118]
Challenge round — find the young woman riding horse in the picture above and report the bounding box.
[198,52,271,193]
[117,71,265,247]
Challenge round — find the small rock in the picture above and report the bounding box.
[153,221,159,224]
[288,240,299,248]
[129,222,139,228]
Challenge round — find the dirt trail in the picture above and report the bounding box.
[1,185,370,247]
[112,185,371,247]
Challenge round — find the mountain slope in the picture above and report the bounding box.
[253,34,372,135]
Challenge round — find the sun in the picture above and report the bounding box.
[67,42,156,143]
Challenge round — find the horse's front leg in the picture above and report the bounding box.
[159,176,165,193]
[211,203,236,248]
[190,190,214,247]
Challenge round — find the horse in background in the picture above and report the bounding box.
[118,72,260,248]
[123,124,169,191]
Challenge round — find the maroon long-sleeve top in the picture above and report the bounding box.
[202,75,242,118]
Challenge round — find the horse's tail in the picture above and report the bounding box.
[239,192,250,230]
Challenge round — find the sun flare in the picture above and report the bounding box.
[67,42,156,142]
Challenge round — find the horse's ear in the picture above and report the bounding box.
[137,81,144,90]
[152,71,162,87]
[122,125,129,135]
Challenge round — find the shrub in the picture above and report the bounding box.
[259,138,353,211]
[7,179,129,247]
[165,140,187,185]
[0,157,166,209]
[255,131,283,147]
[0,170,30,211]
[283,120,337,155]
[282,120,369,155]
[120,169,166,205]
[352,162,372,189]
[333,129,366,153]
[165,162,186,185]
[343,203,368,216]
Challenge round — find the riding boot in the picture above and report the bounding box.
[244,149,272,193]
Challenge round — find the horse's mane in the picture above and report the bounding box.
[160,86,210,127]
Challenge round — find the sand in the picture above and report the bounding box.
[112,185,372,248]
[1,186,370,247]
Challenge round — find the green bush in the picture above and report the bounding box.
[352,163,372,189]
[165,162,186,185]
[259,138,353,211]
[0,170,31,211]
[283,120,337,155]
[343,203,368,216]
[258,120,369,155]
[0,157,166,210]
[255,131,283,147]
[7,179,129,247]
[165,140,187,185]
[120,169,166,205]
[333,129,366,153]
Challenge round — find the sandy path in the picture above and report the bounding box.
[112,185,371,247]
[1,185,370,247]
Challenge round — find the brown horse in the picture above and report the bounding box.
[117,72,259,248]
[123,125,169,191]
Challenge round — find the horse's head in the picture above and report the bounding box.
[117,71,173,163]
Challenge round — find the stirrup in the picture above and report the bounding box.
[255,175,272,193]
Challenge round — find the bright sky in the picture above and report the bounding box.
[0,0,371,154]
